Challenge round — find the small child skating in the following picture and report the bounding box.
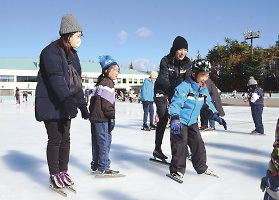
[89,55,121,176]
[247,76,264,135]
[168,59,227,182]
[261,119,279,199]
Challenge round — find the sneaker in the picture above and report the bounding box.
[59,171,74,186]
[153,150,168,160]
[204,126,215,131]
[142,123,150,131]
[150,123,156,130]
[50,173,65,188]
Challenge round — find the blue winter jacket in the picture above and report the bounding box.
[170,77,218,126]
[35,42,86,121]
[141,78,154,102]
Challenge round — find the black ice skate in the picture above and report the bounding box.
[150,150,170,165]
[95,169,125,178]
[141,123,151,131]
[153,150,168,160]
[150,123,156,130]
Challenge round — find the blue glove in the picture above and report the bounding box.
[108,119,115,132]
[211,114,227,130]
[171,119,181,134]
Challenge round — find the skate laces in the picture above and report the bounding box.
[60,171,73,186]
[51,173,65,188]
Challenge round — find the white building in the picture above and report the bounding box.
[0,58,149,97]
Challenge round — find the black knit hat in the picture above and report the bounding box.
[169,36,188,55]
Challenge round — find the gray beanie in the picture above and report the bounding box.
[247,76,257,86]
[59,14,83,36]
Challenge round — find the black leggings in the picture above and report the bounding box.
[44,119,71,175]
[154,97,169,151]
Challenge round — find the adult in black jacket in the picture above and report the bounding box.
[153,36,191,160]
[35,14,89,189]
[200,78,225,130]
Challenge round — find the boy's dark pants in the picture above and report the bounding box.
[170,122,208,175]
[44,119,71,175]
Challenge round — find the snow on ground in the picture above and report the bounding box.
[0,100,278,200]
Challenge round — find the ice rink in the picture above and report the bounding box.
[0,100,278,200]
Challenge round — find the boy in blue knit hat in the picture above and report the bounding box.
[89,55,122,176]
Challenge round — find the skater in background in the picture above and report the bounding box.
[129,89,134,103]
[35,14,89,189]
[261,119,279,199]
[84,87,91,104]
[15,87,20,104]
[141,71,158,131]
[199,78,225,131]
[23,91,28,102]
[89,55,120,174]
[153,36,191,160]
[169,59,227,180]
[247,76,264,135]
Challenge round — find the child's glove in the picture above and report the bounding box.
[108,119,115,132]
[171,119,181,134]
[211,114,227,130]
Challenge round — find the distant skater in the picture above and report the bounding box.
[247,76,264,135]
[141,71,158,131]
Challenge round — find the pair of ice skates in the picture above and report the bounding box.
[142,123,156,131]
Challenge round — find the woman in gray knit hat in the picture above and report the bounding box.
[35,14,89,192]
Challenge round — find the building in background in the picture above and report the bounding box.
[0,58,149,97]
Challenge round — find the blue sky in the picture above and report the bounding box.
[1,0,278,72]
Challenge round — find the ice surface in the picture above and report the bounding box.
[0,100,278,200]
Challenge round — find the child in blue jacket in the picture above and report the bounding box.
[169,59,227,180]
[141,71,158,131]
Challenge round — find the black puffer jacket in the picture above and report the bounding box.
[35,42,86,121]
[154,55,191,100]
[205,78,225,117]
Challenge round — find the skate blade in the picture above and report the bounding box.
[66,185,77,194]
[141,128,150,131]
[49,185,67,197]
[88,171,102,175]
[166,173,183,184]
[149,158,170,166]
[204,173,219,178]
[95,173,126,178]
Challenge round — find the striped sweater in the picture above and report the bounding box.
[89,77,115,122]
